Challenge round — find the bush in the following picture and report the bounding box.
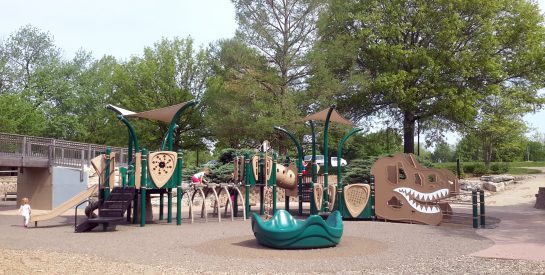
[463,163,488,176]
[218,148,255,164]
[182,163,234,183]
[343,156,379,184]
[490,163,509,174]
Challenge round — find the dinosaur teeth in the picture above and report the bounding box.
[393,187,447,214]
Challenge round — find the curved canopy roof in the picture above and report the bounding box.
[302,108,354,126]
[106,101,191,123]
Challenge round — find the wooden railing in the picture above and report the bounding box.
[0,133,128,169]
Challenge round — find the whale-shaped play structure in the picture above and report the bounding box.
[251,210,343,249]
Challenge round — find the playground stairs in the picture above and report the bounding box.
[75,187,136,232]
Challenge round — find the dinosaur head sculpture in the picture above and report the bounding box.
[371,154,456,225]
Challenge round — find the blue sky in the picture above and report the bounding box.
[0,0,237,59]
[1,0,544,139]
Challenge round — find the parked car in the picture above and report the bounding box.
[303,155,347,167]
[330,157,347,167]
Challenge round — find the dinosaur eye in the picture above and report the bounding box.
[398,168,407,180]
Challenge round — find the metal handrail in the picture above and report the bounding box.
[74,198,93,232]
[0,132,128,167]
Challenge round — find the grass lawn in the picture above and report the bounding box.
[432,161,544,175]
[508,167,542,174]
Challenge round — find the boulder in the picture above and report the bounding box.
[491,175,515,183]
[503,180,514,186]
[480,176,492,182]
[460,180,483,191]
[483,181,505,192]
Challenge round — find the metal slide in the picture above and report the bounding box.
[31,185,98,227]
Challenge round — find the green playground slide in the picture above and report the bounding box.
[251,210,343,249]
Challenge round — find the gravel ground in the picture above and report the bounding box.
[1,212,545,274]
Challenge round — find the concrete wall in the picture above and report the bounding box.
[16,167,88,210]
[18,167,52,210]
[52,167,88,209]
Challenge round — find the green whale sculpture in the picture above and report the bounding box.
[251,210,343,249]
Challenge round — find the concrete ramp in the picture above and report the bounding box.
[31,185,98,226]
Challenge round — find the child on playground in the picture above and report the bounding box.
[192,167,209,186]
[18,197,31,228]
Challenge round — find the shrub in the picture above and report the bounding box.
[490,162,509,174]
[469,163,488,176]
[344,156,379,184]
[218,148,254,164]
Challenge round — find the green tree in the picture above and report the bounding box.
[68,54,127,146]
[0,93,46,135]
[232,0,324,114]
[203,39,298,149]
[113,37,211,150]
[431,141,455,163]
[313,0,545,153]
[526,134,545,161]
[0,25,61,93]
[465,92,529,165]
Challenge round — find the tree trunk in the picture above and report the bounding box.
[403,111,416,154]
[484,141,492,168]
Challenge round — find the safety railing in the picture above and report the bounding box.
[0,132,128,168]
[442,189,486,229]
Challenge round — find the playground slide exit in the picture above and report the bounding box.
[31,185,98,227]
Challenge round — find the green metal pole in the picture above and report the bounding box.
[310,121,317,215]
[128,164,135,187]
[322,106,335,212]
[272,153,277,214]
[140,148,148,227]
[126,164,134,222]
[273,126,304,215]
[472,190,478,229]
[159,193,164,220]
[107,107,140,163]
[479,189,485,228]
[120,167,127,187]
[104,148,111,200]
[259,154,265,215]
[118,116,140,152]
[127,130,133,164]
[337,127,364,215]
[176,150,182,226]
[244,153,251,219]
[167,189,172,223]
[162,101,196,151]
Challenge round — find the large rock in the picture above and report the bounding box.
[460,180,483,191]
[491,175,515,183]
[483,181,505,192]
[503,180,514,186]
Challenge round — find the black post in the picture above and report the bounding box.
[456,158,461,179]
[472,190,478,229]
[479,190,485,228]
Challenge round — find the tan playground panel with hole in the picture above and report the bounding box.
[371,153,459,225]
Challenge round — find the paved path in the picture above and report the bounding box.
[471,168,545,261]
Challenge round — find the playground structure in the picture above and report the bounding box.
[74,101,249,228]
[8,101,485,233]
[371,154,458,225]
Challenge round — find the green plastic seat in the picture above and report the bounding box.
[251,210,343,249]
